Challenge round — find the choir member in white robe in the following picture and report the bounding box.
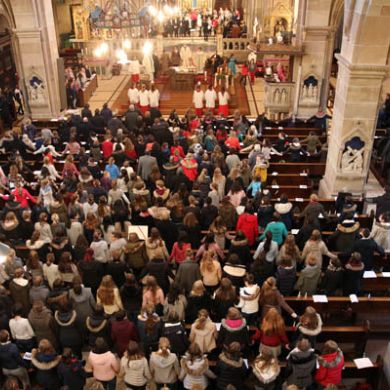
[130,59,141,83]
[149,84,160,109]
[139,84,150,114]
[204,85,217,113]
[192,84,205,117]
[127,83,140,106]
[142,54,155,82]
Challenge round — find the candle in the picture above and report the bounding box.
[214,74,217,87]
[225,74,229,87]
[204,70,207,82]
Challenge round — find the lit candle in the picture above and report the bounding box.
[225,74,229,86]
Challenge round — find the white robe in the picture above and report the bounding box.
[130,60,141,75]
[180,46,193,68]
[127,87,139,104]
[193,90,204,108]
[149,89,160,108]
[142,55,155,81]
[194,49,206,73]
[205,89,217,108]
[218,91,229,105]
[139,90,150,106]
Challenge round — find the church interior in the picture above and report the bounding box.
[0,0,390,389]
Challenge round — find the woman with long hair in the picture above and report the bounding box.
[142,275,165,315]
[97,275,124,316]
[150,337,180,390]
[185,280,212,324]
[296,306,323,348]
[189,308,218,355]
[212,278,237,322]
[170,232,191,267]
[179,343,216,389]
[137,304,162,358]
[146,227,169,261]
[163,284,187,322]
[227,181,246,208]
[252,350,281,389]
[277,234,302,267]
[209,216,228,250]
[119,340,151,390]
[196,232,225,261]
[254,308,288,357]
[259,277,297,319]
[302,229,337,268]
[200,251,222,293]
[182,212,202,249]
[83,212,99,244]
[212,167,226,201]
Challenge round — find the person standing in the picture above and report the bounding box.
[193,84,204,117]
[14,85,24,116]
[218,86,230,117]
[130,58,141,83]
[127,83,139,107]
[139,84,150,115]
[204,84,217,114]
[149,84,160,111]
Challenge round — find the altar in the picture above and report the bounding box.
[169,67,197,90]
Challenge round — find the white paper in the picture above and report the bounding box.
[299,185,308,189]
[312,295,328,303]
[349,294,359,303]
[291,229,299,235]
[318,213,324,219]
[295,198,304,202]
[278,126,284,130]
[23,352,32,360]
[128,225,148,241]
[300,172,308,176]
[363,271,377,279]
[243,358,249,368]
[265,126,272,130]
[271,185,280,189]
[271,172,278,176]
[216,323,221,331]
[354,357,374,369]
[382,272,390,278]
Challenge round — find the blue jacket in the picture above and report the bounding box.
[259,221,288,245]
[0,342,26,369]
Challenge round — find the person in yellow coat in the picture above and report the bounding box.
[252,154,270,185]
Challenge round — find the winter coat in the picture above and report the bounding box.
[185,293,212,324]
[343,262,364,295]
[125,241,149,270]
[162,321,189,356]
[276,266,296,296]
[286,347,317,388]
[257,204,274,229]
[54,310,82,351]
[315,349,344,386]
[140,258,173,294]
[85,314,111,348]
[228,238,253,268]
[68,287,96,326]
[274,202,293,230]
[352,237,385,270]
[163,294,187,322]
[175,259,202,294]
[119,356,151,387]
[217,318,249,350]
[301,202,327,227]
[137,315,162,355]
[0,341,26,370]
[28,306,58,349]
[111,318,138,357]
[329,220,360,252]
[295,264,321,295]
[219,204,238,230]
[259,221,288,245]
[236,213,259,246]
[296,313,323,346]
[179,355,216,390]
[223,262,246,288]
[215,352,248,390]
[57,357,86,390]
[321,266,344,295]
[78,260,104,292]
[9,278,30,315]
[370,221,390,251]
[252,357,280,385]
[31,351,61,390]
[190,318,217,354]
[150,350,180,384]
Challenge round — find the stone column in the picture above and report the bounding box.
[319,56,388,196]
[11,0,62,119]
[319,1,390,196]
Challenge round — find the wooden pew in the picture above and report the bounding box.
[269,162,326,176]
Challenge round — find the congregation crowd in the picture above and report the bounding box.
[0,100,388,390]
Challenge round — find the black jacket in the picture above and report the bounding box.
[321,267,344,295]
[161,322,189,356]
[0,342,26,369]
[54,310,82,350]
[185,293,212,324]
[217,319,249,350]
[352,238,385,270]
[57,357,86,390]
[215,352,248,390]
[140,259,174,294]
[343,263,364,295]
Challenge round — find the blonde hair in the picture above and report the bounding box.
[261,308,286,336]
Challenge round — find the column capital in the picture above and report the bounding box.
[12,28,42,39]
[336,53,390,79]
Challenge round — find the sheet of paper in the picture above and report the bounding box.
[300,172,308,176]
[216,323,221,331]
[312,295,328,303]
[271,172,278,176]
[265,126,272,130]
[23,352,32,360]
[363,271,377,279]
[299,185,308,189]
[243,358,249,368]
[295,198,304,202]
[278,126,284,130]
[271,185,280,189]
[382,272,390,278]
[349,294,359,303]
[291,229,299,235]
[354,357,374,369]
[318,213,324,219]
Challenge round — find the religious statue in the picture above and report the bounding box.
[341,137,365,173]
[253,17,258,37]
[170,48,181,67]
[180,45,194,69]
[274,18,287,36]
[27,74,46,106]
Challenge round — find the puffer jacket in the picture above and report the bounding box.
[149,350,180,384]
[370,221,390,251]
[329,220,360,252]
[215,352,248,390]
[295,264,321,295]
[179,355,216,390]
[286,347,317,387]
[315,349,344,386]
[236,213,258,246]
[276,265,296,296]
[31,351,61,390]
[162,322,189,356]
[54,310,82,350]
[85,314,110,348]
[217,318,249,350]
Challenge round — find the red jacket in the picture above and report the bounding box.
[8,188,37,209]
[225,136,241,150]
[170,242,191,264]
[252,329,288,347]
[236,213,258,246]
[101,140,113,159]
[315,350,344,386]
[111,319,139,357]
